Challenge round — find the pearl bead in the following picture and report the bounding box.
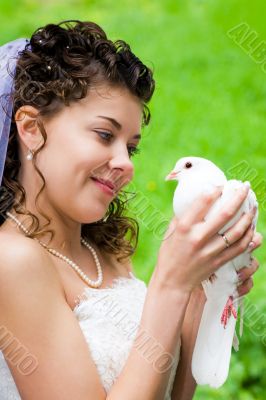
[26,153,32,160]
[6,211,103,288]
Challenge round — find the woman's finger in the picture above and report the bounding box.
[237,258,259,283]
[181,187,223,226]
[209,226,254,270]
[249,232,263,251]
[201,184,250,240]
[200,209,255,259]
[237,277,254,297]
[219,207,256,246]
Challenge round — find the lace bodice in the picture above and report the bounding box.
[0,273,181,399]
[73,272,181,398]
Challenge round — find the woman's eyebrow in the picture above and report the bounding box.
[97,115,121,129]
[97,115,141,140]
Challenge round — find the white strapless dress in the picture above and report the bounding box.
[0,272,180,399]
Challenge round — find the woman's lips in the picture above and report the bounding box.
[91,177,115,196]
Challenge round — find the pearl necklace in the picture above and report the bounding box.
[6,211,103,288]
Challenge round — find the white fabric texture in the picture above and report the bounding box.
[0,352,21,400]
[0,272,180,399]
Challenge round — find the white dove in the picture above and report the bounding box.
[165,156,258,388]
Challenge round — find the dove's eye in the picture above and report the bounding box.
[185,162,192,169]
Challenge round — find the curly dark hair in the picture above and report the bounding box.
[0,19,155,262]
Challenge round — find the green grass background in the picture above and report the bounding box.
[1,0,265,398]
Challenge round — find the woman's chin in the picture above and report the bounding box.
[77,206,108,224]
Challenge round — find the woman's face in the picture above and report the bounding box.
[32,85,143,223]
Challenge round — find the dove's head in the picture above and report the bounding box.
[165,156,225,183]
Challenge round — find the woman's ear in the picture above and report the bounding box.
[15,105,44,152]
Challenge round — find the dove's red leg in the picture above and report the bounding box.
[221,296,237,328]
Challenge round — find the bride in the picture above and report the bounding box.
[0,20,262,399]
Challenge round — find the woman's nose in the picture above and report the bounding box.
[109,150,134,185]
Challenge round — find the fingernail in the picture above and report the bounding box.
[240,185,248,193]
[248,241,255,252]
[243,181,251,189]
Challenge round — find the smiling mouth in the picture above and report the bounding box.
[91,176,116,190]
[91,176,117,196]
[90,169,132,195]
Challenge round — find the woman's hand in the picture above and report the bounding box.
[155,184,257,294]
[237,231,263,297]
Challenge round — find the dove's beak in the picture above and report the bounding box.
[165,170,179,181]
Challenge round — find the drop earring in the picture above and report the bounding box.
[26,149,34,160]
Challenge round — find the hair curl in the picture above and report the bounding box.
[0,19,155,263]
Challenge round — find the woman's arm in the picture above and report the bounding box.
[108,274,192,400]
[170,286,206,400]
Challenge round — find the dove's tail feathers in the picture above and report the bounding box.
[192,297,237,388]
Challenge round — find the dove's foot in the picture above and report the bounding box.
[221,296,237,328]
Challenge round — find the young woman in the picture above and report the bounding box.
[0,20,262,399]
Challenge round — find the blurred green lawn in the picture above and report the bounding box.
[1,0,265,398]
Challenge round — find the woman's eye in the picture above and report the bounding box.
[97,131,113,141]
[95,130,140,158]
[128,146,141,158]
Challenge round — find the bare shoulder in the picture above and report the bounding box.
[0,231,64,295]
[0,230,47,258]
[0,232,106,398]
